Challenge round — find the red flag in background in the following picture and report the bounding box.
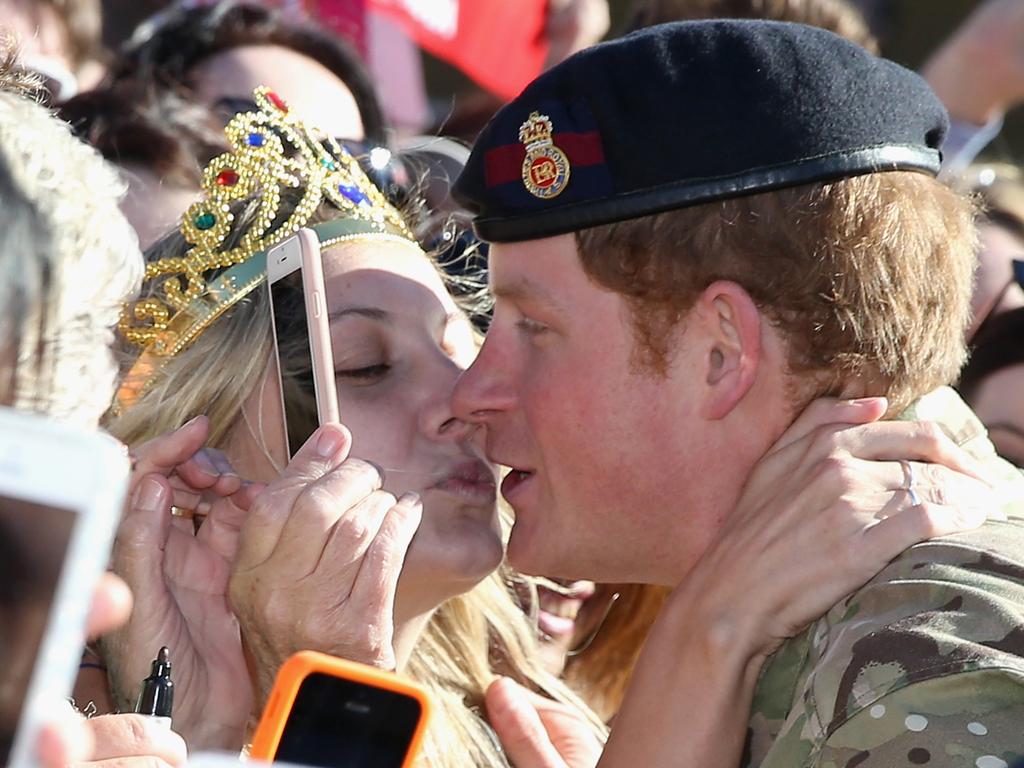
[308,0,369,54]
[367,0,550,100]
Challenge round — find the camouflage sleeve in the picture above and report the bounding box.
[808,668,1024,768]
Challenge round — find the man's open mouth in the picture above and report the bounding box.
[500,467,535,500]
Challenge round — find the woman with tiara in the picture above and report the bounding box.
[104,87,604,764]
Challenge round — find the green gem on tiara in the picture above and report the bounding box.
[320,158,338,171]
[194,213,217,230]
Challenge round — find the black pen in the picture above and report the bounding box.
[135,646,174,728]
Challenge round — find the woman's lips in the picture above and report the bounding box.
[431,460,497,505]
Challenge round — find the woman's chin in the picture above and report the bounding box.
[400,516,505,601]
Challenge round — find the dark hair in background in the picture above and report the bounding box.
[628,0,879,54]
[957,307,1024,402]
[59,83,227,183]
[108,0,386,146]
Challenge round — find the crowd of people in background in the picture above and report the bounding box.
[2,0,1024,766]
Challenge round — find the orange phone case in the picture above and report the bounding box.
[249,651,431,767]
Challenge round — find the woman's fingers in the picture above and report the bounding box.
[130,416,210,480]
[76,715,188,766]
[86,572,134,639]
[743,401,888,509]
[112,475,174,596]
[196,482,264,561]
[749,417,995,528]
[36,702,94,768]
[486,678,568,768]
[347,493,422,624]
[834,457,999,510]
[316,489,397,575]
[269,458,386,578]
[174,447,242,497]
[132,418,241,502]
[822,420,993,483]
[234,424,356,572]
[865,501,989,552]
[765,397,888,455]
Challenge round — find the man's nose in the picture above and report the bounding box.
[451,340,517,425]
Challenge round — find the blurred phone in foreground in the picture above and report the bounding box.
[250,651,431,768]
[188,752,311,768]
[0,407,129,768]
[267,228,340,456]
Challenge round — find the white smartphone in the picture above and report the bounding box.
[266,228,341,456]
[0,407,130,768]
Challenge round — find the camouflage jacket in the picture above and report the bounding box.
[745,388,1024,768]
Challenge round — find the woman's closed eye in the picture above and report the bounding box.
[335,362,391,383]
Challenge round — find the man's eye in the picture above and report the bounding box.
[515,317,549,335]
[335,363,390,382]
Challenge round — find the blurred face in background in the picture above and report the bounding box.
[969,221,1024,339]
[190,45,365,140]
[533,579,620,676]
[1,0,78,99]
[970,361,1024,468]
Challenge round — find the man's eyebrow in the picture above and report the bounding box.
[328,307,391,323]
[490,278,566,313]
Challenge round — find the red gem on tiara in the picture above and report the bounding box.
[267,91,289,113]
[216,169,240,187]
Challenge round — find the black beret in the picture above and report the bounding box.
[453,20,949,243]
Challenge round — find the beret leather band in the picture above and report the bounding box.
[472,143,941,243]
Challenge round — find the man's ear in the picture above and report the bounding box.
[693,281,762,420]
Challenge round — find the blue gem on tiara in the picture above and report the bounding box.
[247,133,266,148]
[320,158,338,171]
[338,184,369,206]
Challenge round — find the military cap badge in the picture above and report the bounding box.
[519,111,571,199]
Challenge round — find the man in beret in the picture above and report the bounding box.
[451,20,1024,767]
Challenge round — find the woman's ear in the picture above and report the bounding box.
[693,281,762,420]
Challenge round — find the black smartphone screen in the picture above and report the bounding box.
[269,269,319,456]
[274,672,423,768]
[0,496,76,764]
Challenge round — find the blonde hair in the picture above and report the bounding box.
[0,43,141,425]
[561,583,669,722]
[576,171,977,414]
[108,199,606,764]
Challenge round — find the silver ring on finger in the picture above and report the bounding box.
[899,459,921,507]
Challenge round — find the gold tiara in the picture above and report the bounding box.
[116,87,417,407]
